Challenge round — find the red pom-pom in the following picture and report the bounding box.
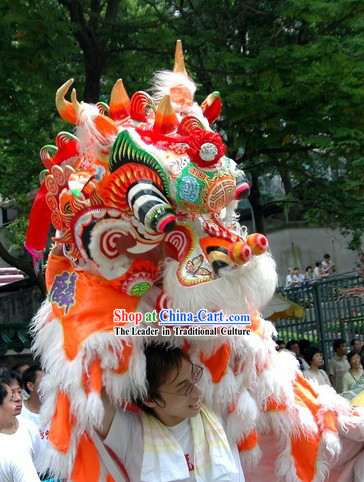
[186,130,226,168]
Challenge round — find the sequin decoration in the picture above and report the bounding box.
[178,175,201,203]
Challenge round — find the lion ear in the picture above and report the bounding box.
[200,91,222,124]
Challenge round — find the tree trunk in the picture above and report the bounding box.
[249,174,266,234]
[0,240,46,295]
[280,171,300,221]
[83,51,104,102]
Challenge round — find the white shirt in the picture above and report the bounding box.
[104,409,245,482]
[303,368,331,386]
[328,355,350,393]
[21,403,50,474]
[1,416,41,461]
[0,434,40,481]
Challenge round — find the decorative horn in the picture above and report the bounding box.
[56,79,78,124]
[153,95,178,134]
[173,39,188,76]
[71,88,82,120]
[109,79,131,121]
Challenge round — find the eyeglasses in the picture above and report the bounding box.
[158,364,204,398]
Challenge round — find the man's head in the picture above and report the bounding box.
[351,339,362,354]
[293,267,300,275]
[333,338,347,357]
[0,382,15,429]
[315,261,322,268]
[305,266,312,273]
[323,254,331,262]
[0,368,23,416]
[276,340,285,351]
[136,343,203,427]
[286,340,300,357]
[23,364,44,403]
[304,346,323,368]
[12,361,30,376]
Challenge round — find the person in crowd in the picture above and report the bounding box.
[286,340,304,371]
[0,368,41,468]
[313,261,329,280]
[322,253,336,275]
[12,361,31,376]
[12,361,31,400]
[285,267,295,288]
[276,340,286,351]
[304,266,314,282]
[292,267,305,287]
[328,339,350,392]
[22,365,53,480]
[298,339,311,371]
[303,347,331,386]
[0,380,40,481]
[98,343,245,482]
[342,351,364,392]
[351,338,362,355]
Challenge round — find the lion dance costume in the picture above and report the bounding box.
[26,41,364,481]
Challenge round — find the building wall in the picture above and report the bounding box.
[268,227,362,286]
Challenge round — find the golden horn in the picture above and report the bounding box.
[55,79,78,124]
[173,39,188,76]
[71,88,82,119]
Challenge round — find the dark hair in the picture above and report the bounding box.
[351,339,361,347]
[315,261,322,267]
[23,364,42,394]
[7,370,23,388]
[294,267,299,271]
[305,266,312,271]
[324,254,330,259]
[304,346,321,365]
[0,382,9,406]
[298,339,311,354]
[347,350,360,366]
[276,339,285,346]
[286,339,299,349]
[333,338,346,353]
[135,343,189,415]
[0,366,11,385]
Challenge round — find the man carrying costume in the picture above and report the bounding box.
[26,40,364,481]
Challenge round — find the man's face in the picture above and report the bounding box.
[9,380,23,416]
[17,364,30,376]
[146,357,203,427]
[294,268,299,275]
[289,343,300,357]
[337,343,347,356]
[352,340,362,353]
[27,370,45,402]
[0,385,15,427]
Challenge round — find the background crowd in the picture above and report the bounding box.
[0,362,56,481]
[276,337,364,393]
[284,252,364,288]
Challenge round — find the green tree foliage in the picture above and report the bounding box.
[0,0,363,275]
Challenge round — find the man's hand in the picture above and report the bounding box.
[97,389,116,439]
